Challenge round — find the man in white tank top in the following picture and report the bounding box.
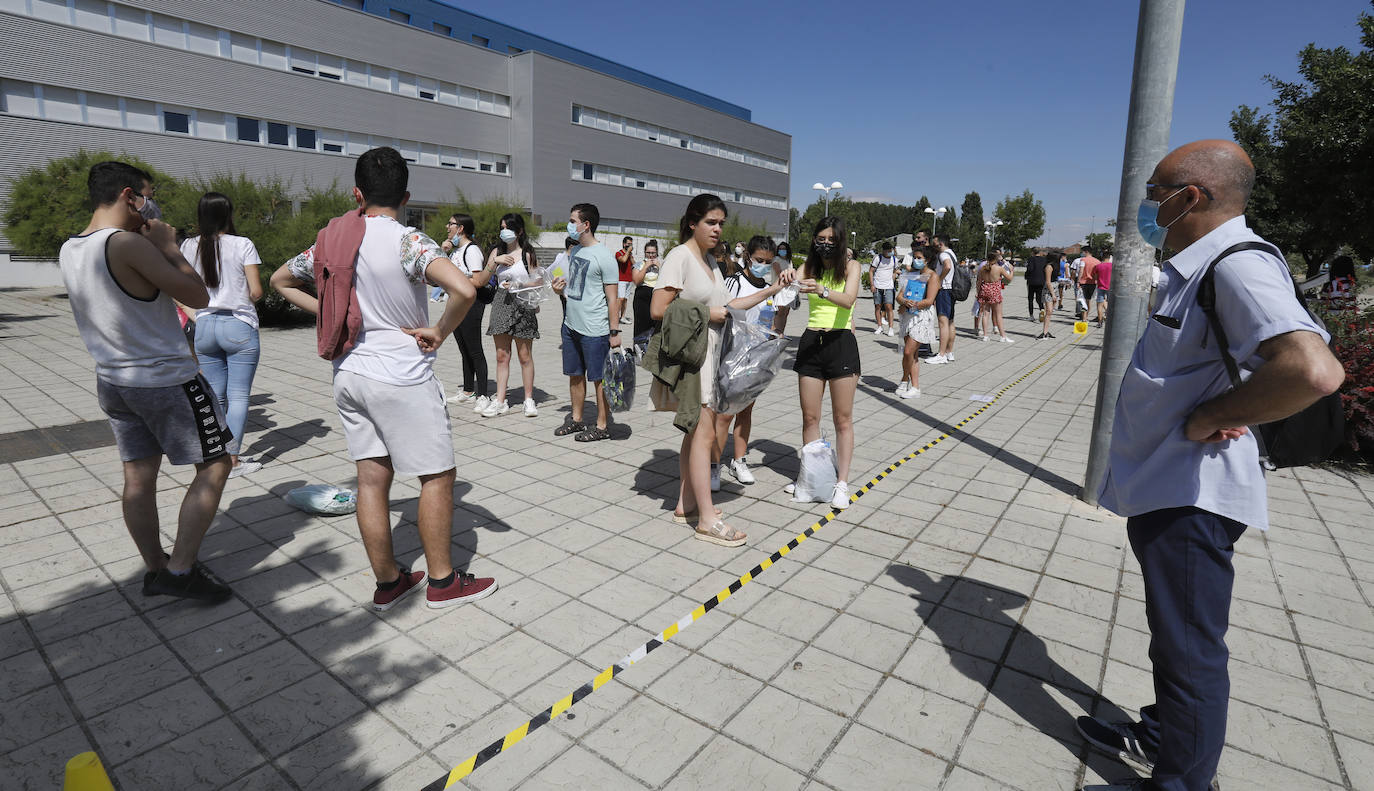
[60,161,234,602]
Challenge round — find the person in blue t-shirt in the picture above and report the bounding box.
[552,202,621,442]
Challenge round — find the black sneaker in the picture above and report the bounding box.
[1075,715,1156,772]
[142,552,211,596]
[144,566,233,603]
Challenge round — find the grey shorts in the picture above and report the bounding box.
[873,288,895,307]
[97,374,231,465]
[333,370,454,477]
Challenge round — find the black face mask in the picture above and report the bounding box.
[812,242,836,258]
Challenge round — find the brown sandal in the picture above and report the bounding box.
[695,520,746,548]
[672,508,722,525]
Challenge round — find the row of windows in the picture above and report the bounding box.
[572,105,788,174]
[2,0,513,117]
[597,219,675,239]
[571,161,786,211]
[0,79,511,175]
[373,3,523,53]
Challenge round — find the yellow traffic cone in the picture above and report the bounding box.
[64,752,115,791]
[1073,321,1089,335]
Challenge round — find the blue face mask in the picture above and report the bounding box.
[567,221,581,240]
[911,259,926,271]
[749,262,772,279]
[1136,186,1188,249]
[499,229,517,244]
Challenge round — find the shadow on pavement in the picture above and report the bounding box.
[243,417,332,464]
[885,564,1132,781]
[865,384,1082,497]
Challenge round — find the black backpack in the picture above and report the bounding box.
[948,253,973,301]
[1197,241,1345,469]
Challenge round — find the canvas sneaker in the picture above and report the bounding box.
[426,571,498,609]
[471,395,491,414]
[924,354,948,365]
[372,568,426,611]
[728,458,756,485]
[901,385,921,399]
[523,398,538,417]
[144,565,232,603]
[830,480,851,510]
[481,399,509,418]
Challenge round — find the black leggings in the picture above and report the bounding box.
[633,285,657,342]
[1027,282,1046,317]
[454,301,489,396]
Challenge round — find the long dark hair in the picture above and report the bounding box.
[678,193,728,243]
[803,215,848,285]
[491,212,536,266]
[194,192,236,289]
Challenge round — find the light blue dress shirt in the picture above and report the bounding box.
[1099,216,1328,531]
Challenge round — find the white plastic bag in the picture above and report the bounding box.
[508,266,553,309]
[285,484,357,515]
[792,438,838,503]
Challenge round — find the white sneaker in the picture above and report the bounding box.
[481,399,509,418]
[710,464,721,492]
[523,398,538,417]
[1000,335,1015,344]
[228,459,262,479]
[981,335,990,342]
[472,395,490,414]
[924,355,948,365]
[830,481,851,510]
[783,482,796,495]
[728,458,756,485]
[900,386,920,399]
[892,381,909,395]
[447,390,475,404]
[873,325,884,335]
[946,352,955,362]
[885,326,895,337]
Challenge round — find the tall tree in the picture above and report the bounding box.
[910,196,933,235]
[992,189,1047,258]
[958,191,986,257]
[1230,4,1374,275]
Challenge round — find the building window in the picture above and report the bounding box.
[267,122,289,146]
[507,45,523,54]
[388,9,409,23]
[571,106,581,123]
[236,116,259,142]
[471,34,488,47]
[163,110,190,134]
[479,163,491,172]
[323,142,343,153]
[495,162,507,174]
[582,163,594,181]
[339,0,364,9]
[296,127,317,149]
[433,22,451,35]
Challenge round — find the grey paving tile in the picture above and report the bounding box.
[581,694,713,787]
[813,723,948,791]
[111,717,265,790]
[234,671,368,756]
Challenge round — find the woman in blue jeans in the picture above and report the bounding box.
[179,192,263,478]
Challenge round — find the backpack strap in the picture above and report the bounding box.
[1196,241,1286,388]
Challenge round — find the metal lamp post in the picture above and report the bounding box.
[924,206,947,236]
[985,218,1004,258]
[812,181,843,214]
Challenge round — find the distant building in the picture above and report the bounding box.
[0,0,791,254]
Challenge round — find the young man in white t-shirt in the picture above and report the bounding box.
[271,147,496,611]
[926,234,959,364]
[870,241,899,335]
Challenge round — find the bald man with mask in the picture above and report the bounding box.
[1078,140,1344,791]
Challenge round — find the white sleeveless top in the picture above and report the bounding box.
[60,228,198,388]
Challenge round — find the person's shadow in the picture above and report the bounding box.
[885,564,1133,779]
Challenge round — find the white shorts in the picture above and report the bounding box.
[333,370,454,477]
[617,281,632,299]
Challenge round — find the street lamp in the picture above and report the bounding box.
[984,218,1004,258]
[812,181,843,214]
[924,206,947,236]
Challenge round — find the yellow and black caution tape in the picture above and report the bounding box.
[421,342,1075,790]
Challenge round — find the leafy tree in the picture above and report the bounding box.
[957,191,986,256]
[424,191,533,255]
[1230,4,1374,276]
[991,189,1047,258]
[910,196,932,235]
[1086,232,1114,255]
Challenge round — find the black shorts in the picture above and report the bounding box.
[794,329,861,380]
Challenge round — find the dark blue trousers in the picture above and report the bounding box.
[1127,506,1247,791]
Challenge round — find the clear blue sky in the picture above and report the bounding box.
[462,0,1368,246]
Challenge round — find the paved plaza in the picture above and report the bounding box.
[1,285,1372,791]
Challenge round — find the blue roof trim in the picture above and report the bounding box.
[336,0,751,121]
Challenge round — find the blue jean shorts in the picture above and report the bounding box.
[934,289,955,320]
[1096,288,1110,304]
[872,288,895,307]
[561,323,610,381]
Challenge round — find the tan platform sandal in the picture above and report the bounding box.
[695,519,746,548]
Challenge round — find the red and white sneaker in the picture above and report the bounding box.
[426,571,498,609]
[372,569,426,611]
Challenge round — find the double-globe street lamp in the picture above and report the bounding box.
[813,181,843,214]
[984,218,1004,259]
[924,206,947,237]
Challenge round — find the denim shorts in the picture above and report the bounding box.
[1096,288,1110,304]
[872,288,895,307]
[561,323,611,381]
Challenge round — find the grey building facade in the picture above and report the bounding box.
[0,0,790,252]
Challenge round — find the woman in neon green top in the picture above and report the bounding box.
[791,217,863,511]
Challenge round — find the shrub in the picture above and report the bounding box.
[1321,304,1374,457]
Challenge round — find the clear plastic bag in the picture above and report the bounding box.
[507,266,553,310]
[603,348,636,413]
[285,484,357,515]
[792,438,838,503]
[712,310,787,416]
